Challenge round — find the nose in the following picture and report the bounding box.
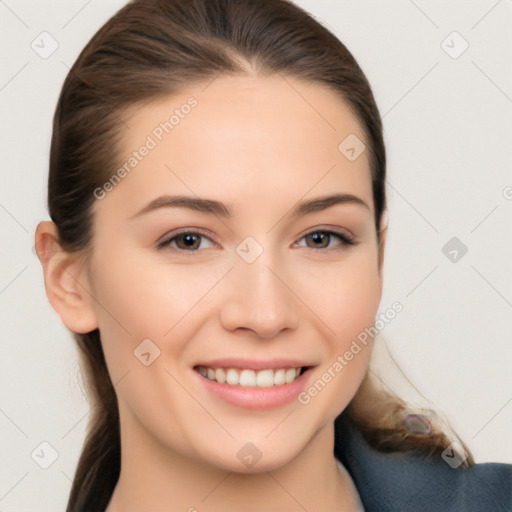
[219,252,300,339]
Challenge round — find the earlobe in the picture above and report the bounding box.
[35,221,99,334]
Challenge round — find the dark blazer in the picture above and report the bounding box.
[334,412,512,511]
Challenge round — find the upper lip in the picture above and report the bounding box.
[194,358,315,371]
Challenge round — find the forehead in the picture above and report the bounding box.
[102,73,373,216]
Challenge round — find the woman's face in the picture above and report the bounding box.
[84,73,384,472]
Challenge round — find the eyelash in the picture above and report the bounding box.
[156,228,356,255]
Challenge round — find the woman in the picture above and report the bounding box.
[34,0,512,510]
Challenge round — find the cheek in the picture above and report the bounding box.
[87,257,220,451]
[295,252,380,415]
[298,250,381,347]
[89,253,226,373]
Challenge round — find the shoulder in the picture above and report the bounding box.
[334,412,512,512]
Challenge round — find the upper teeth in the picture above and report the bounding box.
[197,366,302,387]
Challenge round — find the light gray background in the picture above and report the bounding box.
[1,0,511,510]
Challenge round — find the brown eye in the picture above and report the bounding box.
[174,233,201,250]
[297,230,355,250]
[305,232,330,249]
[157,230,217,253]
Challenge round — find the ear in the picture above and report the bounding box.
[35,221,99,334]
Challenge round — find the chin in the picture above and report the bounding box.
[192,434,307,474]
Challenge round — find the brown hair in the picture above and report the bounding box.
[46,0,474,510]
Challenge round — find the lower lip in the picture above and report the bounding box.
[194,368,313,411]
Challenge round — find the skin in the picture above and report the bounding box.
[36,72,386,511]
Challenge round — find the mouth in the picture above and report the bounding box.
[192,362,315,410]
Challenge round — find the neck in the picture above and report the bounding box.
[105,410,361,512]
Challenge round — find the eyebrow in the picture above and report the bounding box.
[130,193,370,220]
